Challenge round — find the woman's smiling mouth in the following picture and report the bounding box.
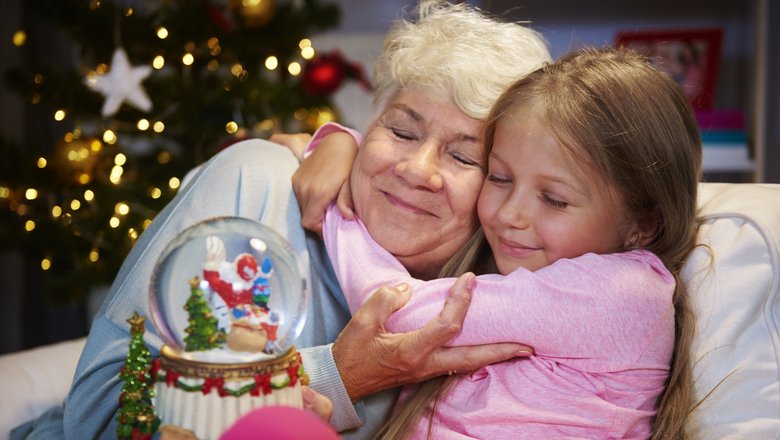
[382,191,437,217]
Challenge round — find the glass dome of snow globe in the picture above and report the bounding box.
[149,217,308,364]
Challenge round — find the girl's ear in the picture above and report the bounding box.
[625,208,661,249]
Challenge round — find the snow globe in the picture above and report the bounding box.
[149,217,309,440]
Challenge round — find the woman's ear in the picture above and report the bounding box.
[625,208,661,249]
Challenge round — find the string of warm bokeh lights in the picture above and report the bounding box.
[3,1,337,275]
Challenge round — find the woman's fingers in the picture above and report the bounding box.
[417,272,475,347]
[404,273,533,378]
[302,386,334,422]
[426,343,534,377]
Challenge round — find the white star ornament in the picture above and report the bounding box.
[85,48,153,117]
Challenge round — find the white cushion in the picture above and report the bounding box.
[0,337,85,439]
[685,183,780,438]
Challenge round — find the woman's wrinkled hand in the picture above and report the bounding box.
[331,273,534,401]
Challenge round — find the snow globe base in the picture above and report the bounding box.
[154,344,307,440]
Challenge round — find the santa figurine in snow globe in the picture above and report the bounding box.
[148,217,309,440]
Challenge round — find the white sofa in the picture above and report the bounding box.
[0,337,85,439]
[1,182,778,439]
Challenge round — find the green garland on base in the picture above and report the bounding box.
[151,356,304,398]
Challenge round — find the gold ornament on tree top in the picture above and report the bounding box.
[230,0,275,28]
[127,312,146,333]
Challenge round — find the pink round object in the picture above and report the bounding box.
[220,406,339,440]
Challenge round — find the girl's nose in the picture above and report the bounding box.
[394,141,444,191]
[497,193,531,230]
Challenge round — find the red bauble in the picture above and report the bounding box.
[302,53,346,96]
[206,2,236,33]
[130,427,151,440]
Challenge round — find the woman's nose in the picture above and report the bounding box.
[394,141,444,191]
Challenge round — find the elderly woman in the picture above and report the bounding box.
[14,2,551,439]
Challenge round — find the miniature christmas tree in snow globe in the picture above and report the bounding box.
[149,217,309,439]
[183,278,226,352]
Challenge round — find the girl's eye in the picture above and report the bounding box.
[486,173,511,184]
[541,194,568,209]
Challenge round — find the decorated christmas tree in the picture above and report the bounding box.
[0,0,355,305]
[183,276,226,351]
[117,312,160,440]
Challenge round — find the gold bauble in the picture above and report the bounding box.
[230,0,275,28]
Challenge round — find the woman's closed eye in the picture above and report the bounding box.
[390,127,417,141]
[451,152,480,167]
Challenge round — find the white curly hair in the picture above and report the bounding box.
[371,0,552,120]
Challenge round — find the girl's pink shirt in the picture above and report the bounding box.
[312,122,675,439]
[302,122,362,160]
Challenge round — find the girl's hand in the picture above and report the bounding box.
[290,131,358,235]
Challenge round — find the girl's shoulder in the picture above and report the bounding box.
[616,249,672,279]
[572,249,669,275]
[536,250,675,294]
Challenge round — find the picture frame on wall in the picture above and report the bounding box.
[615,28,723,109]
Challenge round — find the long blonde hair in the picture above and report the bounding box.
[378,47,702,439]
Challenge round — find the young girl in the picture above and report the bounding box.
[315,47,700,439]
